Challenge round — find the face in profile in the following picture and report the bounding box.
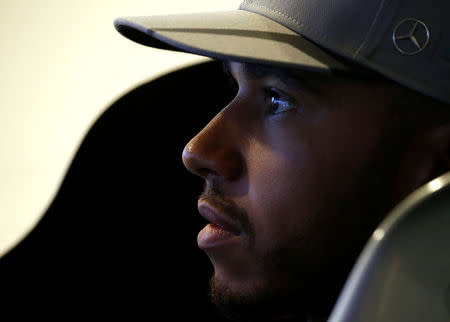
[182,61,403,321]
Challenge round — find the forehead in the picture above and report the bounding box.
[227,61,327,83]
[226,61,332,96]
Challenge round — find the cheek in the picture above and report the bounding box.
[241,116,378,255]
[244,137,324,252]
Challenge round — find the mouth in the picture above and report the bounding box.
[197,200,242,249]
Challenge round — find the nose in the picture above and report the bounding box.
[182,109,244,181]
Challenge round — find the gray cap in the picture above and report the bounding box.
[114,0,450,105]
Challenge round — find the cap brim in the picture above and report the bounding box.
[114,10,354,73]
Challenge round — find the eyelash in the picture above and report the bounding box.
[264,88,296,115]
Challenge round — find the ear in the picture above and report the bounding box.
[427,123,450,178]
[389,122,450,205]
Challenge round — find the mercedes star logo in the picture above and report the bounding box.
[393,18,430,55]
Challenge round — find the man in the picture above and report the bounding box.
[114,0,450,321]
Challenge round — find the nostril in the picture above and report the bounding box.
[182,148,212,178]
[197,168,211,178]
[197,168,220,179]
[182,144,244,180]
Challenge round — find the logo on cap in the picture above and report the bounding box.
[393,18,430,55]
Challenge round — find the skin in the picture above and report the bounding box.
[182,61,432,321]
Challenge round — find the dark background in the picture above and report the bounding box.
[0,60,236,320]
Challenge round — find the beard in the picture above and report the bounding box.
[209,275,310,322]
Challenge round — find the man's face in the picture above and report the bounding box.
[182,62,402,320]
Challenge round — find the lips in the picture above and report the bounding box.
[198,201,241,234]
[197,201,242,249]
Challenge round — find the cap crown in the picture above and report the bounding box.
[240,0,450,104]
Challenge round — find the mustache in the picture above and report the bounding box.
[199,180,254,239]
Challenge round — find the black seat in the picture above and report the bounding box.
[0,60,235,320]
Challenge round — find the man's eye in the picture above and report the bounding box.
[265,88,295,115]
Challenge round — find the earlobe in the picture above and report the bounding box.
[427,123,450,179]
[411,122,450,187]
[388,122,450,208]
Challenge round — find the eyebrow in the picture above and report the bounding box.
[223,61,320,93]
[223,60,386,93]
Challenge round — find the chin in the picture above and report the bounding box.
[208,275,312,322]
